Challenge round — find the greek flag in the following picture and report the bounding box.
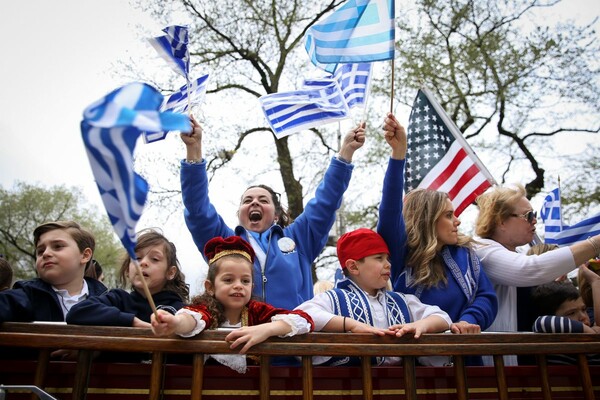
[259,80,349,139]
[162,74,209,114]
[541,187,600,247]
[305,0,395,67]
[144,74,210,143]
[305,63,372,109]
[540,188,563,241]
[148,25,190,78]
[81,83,190,257]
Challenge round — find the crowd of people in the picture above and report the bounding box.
[1,113,599,370]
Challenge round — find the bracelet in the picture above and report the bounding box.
[342,316,346,333]
[185,159,202,164]
[588,237,600,256]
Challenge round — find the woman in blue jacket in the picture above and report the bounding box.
[180,116,365,310]
[376,114,497,365]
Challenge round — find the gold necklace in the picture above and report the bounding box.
[241,306,248,327]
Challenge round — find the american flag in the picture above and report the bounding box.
[405,88,495,216]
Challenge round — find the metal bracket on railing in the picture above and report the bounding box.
[0,385,58,400]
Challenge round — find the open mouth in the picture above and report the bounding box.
[231,293,244,297]
[249,211,262,221]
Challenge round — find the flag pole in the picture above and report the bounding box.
[390,58,395,114]
[186,77,192,116]
[421,86,497,186]
[133,259,159,321]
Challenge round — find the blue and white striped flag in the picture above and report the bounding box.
[305,0,395,67]
[148,25,190,78]
[540,188,563,242]
[144,74,210,143]
[259,80,349,139]
[304,63,372,110]
[541,187,600,247]
[81,83,190,257]
[162,74,209,114]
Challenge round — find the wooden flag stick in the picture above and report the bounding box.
[390,58,395,114]
[132,259,159,321]
[186,77,192,116]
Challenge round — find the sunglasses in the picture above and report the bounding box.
[510,210,537,223]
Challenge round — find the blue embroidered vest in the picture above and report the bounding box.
[321,279,412,366]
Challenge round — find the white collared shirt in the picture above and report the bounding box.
[53,279,89,318]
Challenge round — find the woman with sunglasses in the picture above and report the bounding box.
[474,184,600,365]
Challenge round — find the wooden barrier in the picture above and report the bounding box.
[1,322,599,400]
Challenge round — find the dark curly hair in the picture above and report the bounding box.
[190,253,254,329]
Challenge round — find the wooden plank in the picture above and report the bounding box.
[403,356,417,400]
[361,356,373,400]
[260,355,270,400]
[536,354,552,400]
[493,354,508,400]
[191,353,204,399]
[72,350,92,400]
[578,354,595,400]
[302,355,313,400]
[33,349,50,400]
[149,352,164,400]
[454,355,468,400]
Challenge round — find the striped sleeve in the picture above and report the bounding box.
[532,315,585,333]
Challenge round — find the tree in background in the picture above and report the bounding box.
[0,182,122,286]
[129,0,599,280]
[136,0,347,220]
[385,0,599,198]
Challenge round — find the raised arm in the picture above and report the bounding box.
[377,113,408,285]
[180,116,235,255]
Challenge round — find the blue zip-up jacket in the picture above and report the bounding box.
[377,157,497,329]
[0,277,107,323]
[66,289,184,326]
[181,157,354,310]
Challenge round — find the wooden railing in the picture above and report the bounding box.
[1,322,599,400]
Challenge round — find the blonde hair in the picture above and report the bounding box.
[404,189,473,288]
[475,185,526,238]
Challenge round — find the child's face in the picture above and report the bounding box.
[35,229,91,288]
[129,243,176,296]
[210,258,253,314]
[352,253,391,296]
[435,199,460,248]
[555,297,590,326]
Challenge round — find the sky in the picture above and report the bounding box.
[1,0,599,294]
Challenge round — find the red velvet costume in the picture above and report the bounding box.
[185,299,314,331]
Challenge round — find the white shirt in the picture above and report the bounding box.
[475,238,576,366]
[53,279,89,318]
[296,287,452,366]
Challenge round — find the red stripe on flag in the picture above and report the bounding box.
[447,164,480,199]
[428,147,468,191]
[454,180,492,216]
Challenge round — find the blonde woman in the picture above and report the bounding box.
[474,185,600,365]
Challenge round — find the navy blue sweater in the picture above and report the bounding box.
[66,288,184,326]
[0,277,107,323]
